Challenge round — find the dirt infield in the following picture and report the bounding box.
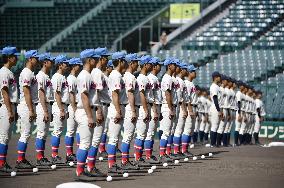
[1,137,284,188]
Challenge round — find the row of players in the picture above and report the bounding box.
[0,46,265,180]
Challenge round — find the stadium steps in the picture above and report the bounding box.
[0,1,101,49]
[50,0,170,52]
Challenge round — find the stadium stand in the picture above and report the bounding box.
[253,21,284,49]
[181,0,284,51]
[51,1,170,52]
[0,1,101,49]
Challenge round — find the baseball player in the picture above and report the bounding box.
[119,53,141,169]
[223,78,236,147]
[50,55,69,164]
[166,59,179,157]
[86,47,111,176]
[98,60,114,157]
[209,71,223,147]
[172,62,188,156]
[203,90,211,144]
[0,46,19,173]
[75,49,101,180]
[144,57,163,163]
[106,51,127,173]
[181,64,198,156]
[65,57,82,163]
[35,53,55,166]
[15,50,40,169]
[197,88,208,144]
[238,84,249,145]
[158,58,177,162]
[134,55,154,164]
[215,75,229,147]
[254,91,265,145]
[193,85,202,144]
[234,81,245,146]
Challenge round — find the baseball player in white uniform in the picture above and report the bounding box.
[234,81,245,146]
[86,47,111,176]
[158,58,177,163]
[106,52,128,173]
[172,62,188,156]
[50,54,69,164]
[209,71,223,147]
[197,88,208,144]
[223,78,236,147]
[98,60,114,157]
[15,50,40,169]
[119,53,141,169]
[238,84,249,145]
[35,53,55,166]
[134,55,154,164]
[203,90,211,143]
[0,46,19,173]
[193,86,202,144]
[65,57,82,163]
[144,57,163,163]
[254,91,265,145]
[74,49,101,180]
[181,64,197,156]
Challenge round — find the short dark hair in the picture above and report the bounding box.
[2,54,16,64]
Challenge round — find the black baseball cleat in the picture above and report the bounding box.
[37,157,52,166]
[0,162,14,173]
[134,158,152,167]
[15,159,36,169]
[145,155,161,164]
[121,160,140,170]
[108,164,125,174]
[159,155,173,163]
[66,154,77,163]
[75,171,96,181]
[98,151,108,159]
[169,153,181,160]
[51,156,65,164]
[182,151,194,157]
[85,167,106,177]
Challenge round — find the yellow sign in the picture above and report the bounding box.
[170,3,200,24]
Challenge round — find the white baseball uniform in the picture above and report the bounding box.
[0,67,18,145]
[75,70,97,151]
[51,72,69,138]
[254,98,265,133]
[36,70,53,140]
[209,83,221,132]
[17,67,38,143]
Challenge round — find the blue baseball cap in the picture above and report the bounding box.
[55,54,68,64]
[173,58,181,66]
[94,47,112,57]
[125,53,141,63]
[163,57,174,66]
[80,49,100,59]
[38,53,56,62]
[139,55,152,65]
[179,62,188,69]
[107,59,114,68]
[1,46,20,56]
[212,71,221,78]
[24,50,40,59]
[68,57,82,65]
[187,64,198,72]
[149,57,161,65]
[112,51,126,60]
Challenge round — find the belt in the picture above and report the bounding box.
[90,106,98,110]
[173,104,177,108]
[179,102,182,105]
[47,102,54,105]
[148,103,153,107]
[120,104,127,107]
[193,105,197,108]
[0,103,17,107]
[62,102,69,106]
[102,103,110,107]
[135,105,140,108]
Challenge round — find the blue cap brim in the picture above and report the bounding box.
[14,52,21,56]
